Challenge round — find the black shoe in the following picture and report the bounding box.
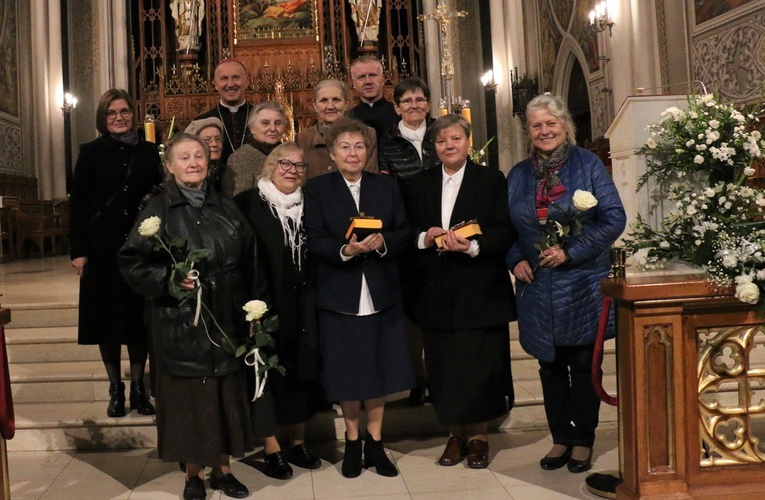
[210,472,249,498]
[567,447,593,473]
[585,471,620,499]
[288,443,321,469]
[363,436,398,477]
[342,434,362,478]
[540,447,572,470]
[107,382,126,418]
[407,386,427,407]
[129,381,156,415]
[264,450,293,479]
[183,476,206,500]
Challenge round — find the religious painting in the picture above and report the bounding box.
[572,0,600,74]
[0,0,19,117]
[694,0,757,25]
[539,1,564,92]
[235,0,317,42]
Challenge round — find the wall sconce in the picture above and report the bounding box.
[61,92,78,114]
[589,1,614,37]
[481,70,497,92]
[510,68,539,118]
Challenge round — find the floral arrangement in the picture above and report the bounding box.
[625,93,765,309]
[138,217,285,392]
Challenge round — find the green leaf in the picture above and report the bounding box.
[235,345,247,358]
[263,315,279,331]
[186,248,210,262]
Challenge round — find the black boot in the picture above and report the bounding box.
[130,381,156,415]
[107,382,126,417]
[342,434,363,478]
[364,436,398,477]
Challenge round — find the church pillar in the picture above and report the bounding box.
[30,1,66,199]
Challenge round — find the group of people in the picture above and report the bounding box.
[68,55,625,500]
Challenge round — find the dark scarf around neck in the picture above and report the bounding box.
[245,135,279,156]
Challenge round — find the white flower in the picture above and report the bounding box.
[722,254,738,268]
[686,206,697,215]
[694,155,704,164]
[646,138,657,149]
[744,167,756,176]
[243,300,269,322]
[735,281,760,304]
[709,119,720,129]
[659,241,670,248]
[138,216,161,237]
[704,187,715,197]
[572,190,598,211]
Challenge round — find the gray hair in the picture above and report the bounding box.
[248,101,287,128]
[312,79,351,103]
[525,94,577,145]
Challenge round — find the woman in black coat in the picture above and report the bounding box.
[406,114,516,469]
[120,133,255,500]
[69,89,162,418]
[234,142,322,478]
[305,118,415,479]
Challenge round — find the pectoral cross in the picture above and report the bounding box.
[418,1,468,110]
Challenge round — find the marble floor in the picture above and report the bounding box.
[7,426,619,500]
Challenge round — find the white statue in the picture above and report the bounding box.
[170,0,205,52]
[349,0,380,45]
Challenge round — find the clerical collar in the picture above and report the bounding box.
[219,101,246,113]
[364,97,383,107]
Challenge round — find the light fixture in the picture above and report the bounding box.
[481,70,497,92]
[511,68,539,118]
[589,1,614,37]
[61,92,78,114]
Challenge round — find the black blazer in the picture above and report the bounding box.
[304,171,411,314]
[405,161,516,330]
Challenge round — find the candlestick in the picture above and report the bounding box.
[144,115,156,143]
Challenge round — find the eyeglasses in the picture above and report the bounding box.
[106,108,133,119]
[202,136,222,145]
[398,97,429,107]
[278,159,307,173]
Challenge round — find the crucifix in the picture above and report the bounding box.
[418,1,468,113]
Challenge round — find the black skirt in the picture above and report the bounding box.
[155,369,255,466]
[423,325,514,426]
[251,375,319,437]
[319,303,416,401]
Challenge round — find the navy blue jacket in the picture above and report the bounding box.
[304,171,411,314]
[507,146,626,362]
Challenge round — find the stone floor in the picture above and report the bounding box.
[8,426,619,499]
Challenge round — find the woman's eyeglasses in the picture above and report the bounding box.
[398,97,429,107]
[202,136,222,145]
[278,159,307,173]
[106,108,133,119]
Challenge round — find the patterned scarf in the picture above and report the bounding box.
[533,142,570,209]
[258,178,305,270]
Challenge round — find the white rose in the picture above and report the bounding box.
[694,155,704,164]
[709,119,720,129]
[138,216,161,237]
[243,300,269,322]
[572,190,598,211]
[722,254,738,268]
[646,138,657,149]
[735,282,760,305]
[744,167,756,176]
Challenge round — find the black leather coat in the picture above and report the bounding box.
[378,117,437,189]
[119,181,254,378]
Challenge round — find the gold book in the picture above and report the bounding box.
[435,220,483,248]
[345,213,383,240]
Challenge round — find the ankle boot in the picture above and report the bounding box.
[364,436,398,477]
[107,382,126,417]
[130,381,155,415]
[341,434,362,478]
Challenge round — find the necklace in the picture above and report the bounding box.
[217,104,250,152]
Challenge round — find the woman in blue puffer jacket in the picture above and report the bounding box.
[507,94,625,475]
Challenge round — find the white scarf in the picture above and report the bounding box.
[257,178,305,270]
[398,120,427,160]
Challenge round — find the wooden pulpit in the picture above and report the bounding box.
[603,273,765,499]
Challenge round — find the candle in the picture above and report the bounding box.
[438,107,448,117]
[144,121,156,143]
[460,107,473,147]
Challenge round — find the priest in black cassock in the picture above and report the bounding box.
[347,55,399,146]
[195,59,254,165]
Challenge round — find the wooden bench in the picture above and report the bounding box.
[14,200,69,258]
